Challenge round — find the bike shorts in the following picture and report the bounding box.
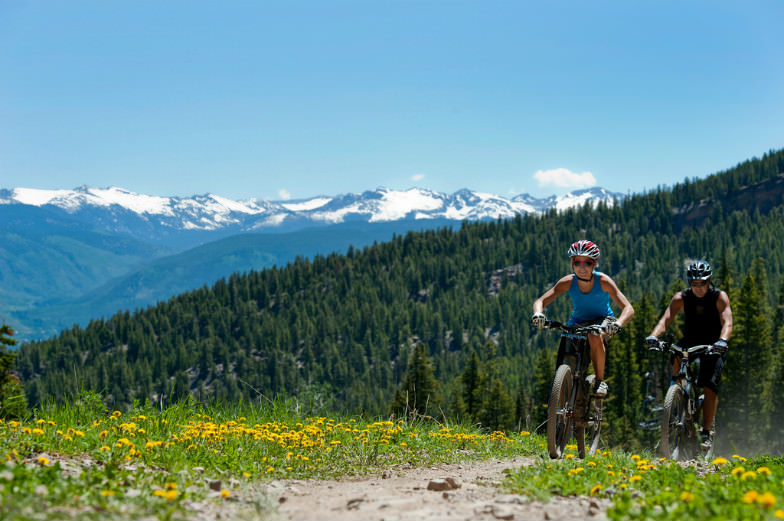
[671,352,725,393]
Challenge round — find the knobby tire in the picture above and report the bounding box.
[547,364,573,459]
[661,384,691,460]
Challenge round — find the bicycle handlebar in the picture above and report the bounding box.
[648,341,725,357]
[542,320,606,336]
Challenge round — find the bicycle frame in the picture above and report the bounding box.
[545,321,604,459]
[655,342,712,460]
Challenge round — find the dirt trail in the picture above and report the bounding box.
[260,456,610,521]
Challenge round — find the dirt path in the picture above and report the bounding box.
[259,456,610,521]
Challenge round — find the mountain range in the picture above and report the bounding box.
[0,185,624,341]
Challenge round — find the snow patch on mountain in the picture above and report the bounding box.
[1,184,624,232]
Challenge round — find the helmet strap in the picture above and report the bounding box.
[575,273,594,283]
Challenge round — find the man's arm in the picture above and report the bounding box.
[650,292,684,338]
[717,291,733,341]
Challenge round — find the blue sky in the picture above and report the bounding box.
[1,1,782,202]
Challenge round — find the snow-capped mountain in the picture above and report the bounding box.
[0,185,624,234]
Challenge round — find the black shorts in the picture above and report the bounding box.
[672,351,725,393]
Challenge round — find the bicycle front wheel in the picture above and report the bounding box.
[547,364,574,459]
[661,384,688,460]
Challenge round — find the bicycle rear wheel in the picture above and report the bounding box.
[547,364,574,459]
[661,384,690,460]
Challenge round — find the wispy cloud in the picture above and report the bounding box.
[278,189,292,200]
[411,173,425,182]
[533,168,596,189]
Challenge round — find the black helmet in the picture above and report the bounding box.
[686,260,712,281]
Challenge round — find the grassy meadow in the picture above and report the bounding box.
[2,393,784,520]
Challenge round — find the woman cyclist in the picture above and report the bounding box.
[531,240,635,397]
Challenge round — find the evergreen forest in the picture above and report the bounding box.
[8,148,784,456]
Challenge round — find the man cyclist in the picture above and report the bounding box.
[646,260,733,451]
[531,240,635,397]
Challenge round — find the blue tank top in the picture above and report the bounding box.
[567,272,614,325]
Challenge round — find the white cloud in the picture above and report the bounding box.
[533,168,596,189]
[411,173,425,182]
[278,189,292,200]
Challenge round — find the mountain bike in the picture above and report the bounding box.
[649,340,722,460]
[544,320,606,459]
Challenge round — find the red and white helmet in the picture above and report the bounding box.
[568,240,600,259]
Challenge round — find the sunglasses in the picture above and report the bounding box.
[572,260,595,267]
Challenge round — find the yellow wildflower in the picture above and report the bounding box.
[37,456,50,466]
[680,491,694,502]
[758,492,776,508]
[590,484,603,495]
[629,475,642,483]
[221,490,230,498]
[732,467,745,477]
[743,491,759,504]
[774,509,784,519]
[101,490,115,497]
[757,467,772,475]
[742,471,757,481]
[712,457,729,465]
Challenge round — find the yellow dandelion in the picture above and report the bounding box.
[99,446,111,452]
[712,457,729,465]
[590,484,603,495]
[565,454,575,460]
[743,491,759,504]
[774,509,784,519]
[37,456,50,466]
[758,492,777,508]
[165,490,178,501]
[32,428,44,436]
[732,467,745,477]
[221,490,230,498]
[631,454,641,461]
[732,454,747,461]
[520,431,531,436]
[758,467,772,475]
[629,475,642,483]
[101,490,115,497]
[742,471,757,481]
[587,461,597,467]
[680,491,695,502]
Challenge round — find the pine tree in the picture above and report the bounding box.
[722,271,770,450]
[0,325,26,419]
[458,349,486,422]
[390,343,442,418]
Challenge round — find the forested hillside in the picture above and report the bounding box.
[11,148,784,454]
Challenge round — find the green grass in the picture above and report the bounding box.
[504,445,784,521]
[5,393,784,521]
[0,393,542,520]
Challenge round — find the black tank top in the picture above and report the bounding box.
[681,286,722,346]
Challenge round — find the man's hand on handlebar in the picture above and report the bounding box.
[708,338,728,356]
[645,335,660,349]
